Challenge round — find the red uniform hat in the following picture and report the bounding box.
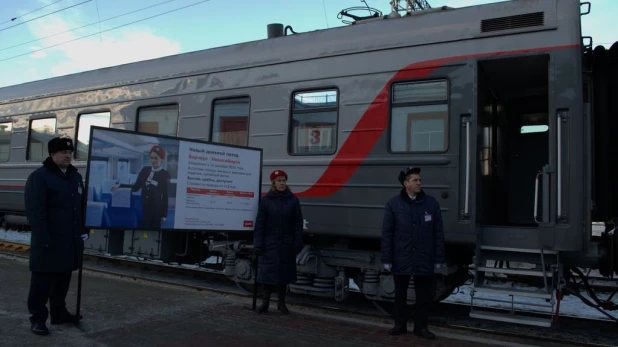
[150,145,166,160]
[270,169,288,181]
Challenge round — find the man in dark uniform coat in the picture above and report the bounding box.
[24,137,90,336]
[381,167,445,339]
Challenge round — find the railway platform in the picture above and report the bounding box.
[0,255,574,347]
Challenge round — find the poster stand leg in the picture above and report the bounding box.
[74,244,84,329]
[252,253,258,311]
[244,251,259,312]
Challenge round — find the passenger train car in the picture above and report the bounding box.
[0,0,616,326]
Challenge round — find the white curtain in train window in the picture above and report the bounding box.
[137,105,179,136]
[390,80,448,152]
[28,118,56,161]
[407,116,445,152]
[0,122,11,161]
[390,104,446,152]
[76,112,111,159]
[212,98,249,146]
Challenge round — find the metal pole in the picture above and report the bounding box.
[75,241,84,326]
[251,251,258,310]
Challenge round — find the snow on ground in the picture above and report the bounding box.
[1,229,31,244]
[2,228,616,322]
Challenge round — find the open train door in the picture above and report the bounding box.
[473,54,552,240]
[468,50,571,327]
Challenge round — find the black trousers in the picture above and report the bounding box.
[140,212,161,230]
[27,271,73,324]
[393,274,434,330]
[262,284,287,300]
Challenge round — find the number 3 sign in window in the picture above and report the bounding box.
[302,127,331,147]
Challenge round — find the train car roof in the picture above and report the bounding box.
[0,0,568,104]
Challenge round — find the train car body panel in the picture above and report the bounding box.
[0,0,590,250]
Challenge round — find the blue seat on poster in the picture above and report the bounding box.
[100,193,112,209]
[86,201,107,227]
[131,194,142,222]
[107,207,137,228]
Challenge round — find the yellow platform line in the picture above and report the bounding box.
[0,241,30,252]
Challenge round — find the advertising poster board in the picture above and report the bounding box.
[83,126,263,232]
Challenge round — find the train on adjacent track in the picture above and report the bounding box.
[0,0,616,327]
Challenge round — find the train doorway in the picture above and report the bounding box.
[475,54,550,227]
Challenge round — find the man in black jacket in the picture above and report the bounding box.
[24,137,90,336]
[380,166,445,339]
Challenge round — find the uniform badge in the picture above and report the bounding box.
[424,212,432,222]
[78,186,83,195]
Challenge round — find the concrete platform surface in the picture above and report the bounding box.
[0,255,557,347]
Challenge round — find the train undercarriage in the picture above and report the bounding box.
[210,235,471,310]
[1,209,617,325]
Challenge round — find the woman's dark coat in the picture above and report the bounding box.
[381,189,445,276]
[253,188,304,285]
[118,166,170,229]
[24,157,88,273]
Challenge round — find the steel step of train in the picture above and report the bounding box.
[469,245,558,327]
[477,246,560,266]
[471,284,553,299]
[469,309,553,328]
[469,283,555,327]
[475,266,554,278]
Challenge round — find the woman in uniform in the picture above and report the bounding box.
[253,169,304,314]
[111,144,171,230]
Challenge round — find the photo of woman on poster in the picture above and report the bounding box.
[111,144,171,229]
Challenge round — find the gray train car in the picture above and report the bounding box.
[0,0,616,327]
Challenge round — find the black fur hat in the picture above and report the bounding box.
[398,166,421,185]
[48,137,74,155]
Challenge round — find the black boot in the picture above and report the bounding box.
[258,285,271,313]
[277,285,289,314]
[388,324,407,335]
[413,327,436,340]
[30,321,49,336]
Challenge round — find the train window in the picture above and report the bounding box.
[211,97,250,146]
[137,104,179,136]
[75,112,111,160]
[28,118,57,161]
[289,89,338,155]
[0,122,12,162]
[390,80,449,153]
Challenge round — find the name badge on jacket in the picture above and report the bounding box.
[424,213,432,222]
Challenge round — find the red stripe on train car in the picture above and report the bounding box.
[293,44,580,198]
[0,185,24,189]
